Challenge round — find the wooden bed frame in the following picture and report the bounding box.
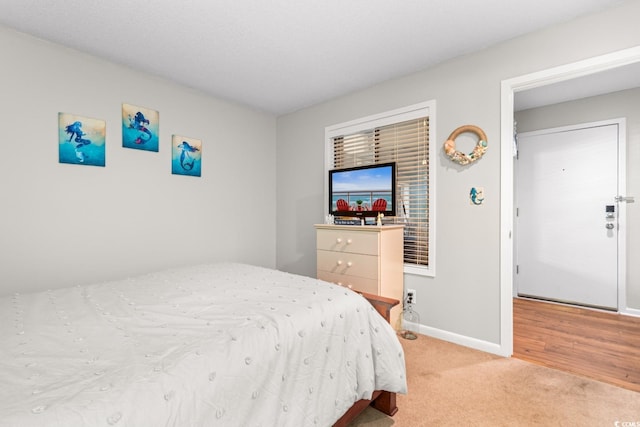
[332,292,400,427]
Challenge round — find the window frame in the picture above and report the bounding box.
[324,100,436,277]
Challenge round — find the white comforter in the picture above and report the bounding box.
[0,263,406,427]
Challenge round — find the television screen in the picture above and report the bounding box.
[329,162,396,217]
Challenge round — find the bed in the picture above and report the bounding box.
[0,262,406,426]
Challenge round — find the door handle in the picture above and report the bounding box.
[605,223,614,230]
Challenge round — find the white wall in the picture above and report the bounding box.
[0,27,277,296]
[276,0,640,348]
[515,87,640,310]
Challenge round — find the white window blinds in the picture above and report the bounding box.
[332,117,430,266]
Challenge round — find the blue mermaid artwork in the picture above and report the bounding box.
[128,111,152,144]
[65,121,92,163]
[58,113,106,167]
[177,141,199,170]
[121,103,159,152]
[171,135,202,177]
[470,187,485,205]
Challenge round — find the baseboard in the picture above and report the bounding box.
[403,321,507,357]
[620,307,640,318]
[403,306,640,357]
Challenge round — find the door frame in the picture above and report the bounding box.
[499,45,640,357]
[514,118,626,310]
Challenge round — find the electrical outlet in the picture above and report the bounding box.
[406,288,417,304]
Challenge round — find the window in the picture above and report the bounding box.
[325,101,436,276]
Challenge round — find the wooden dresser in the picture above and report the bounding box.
[315,224,404,328]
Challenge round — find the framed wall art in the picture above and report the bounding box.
[58,113,106,167]
[171,135,202,177]
[122,103,159,152]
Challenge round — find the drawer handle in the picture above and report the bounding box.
[347,284,353,289]
[337,282,343,286]
[346,261,353,267]
[336,260,343,266]
[336,238,342,243]
[346,239,353,244]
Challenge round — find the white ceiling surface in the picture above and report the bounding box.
[515,61,640,111]
[0,0,629,115]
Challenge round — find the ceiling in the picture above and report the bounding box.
[515,60,640,111]
[0,0,630,115]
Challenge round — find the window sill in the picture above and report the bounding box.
[404,264,435,278]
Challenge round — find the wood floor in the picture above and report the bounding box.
[513,297,640,393]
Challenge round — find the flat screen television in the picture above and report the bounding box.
[329,162,396,218]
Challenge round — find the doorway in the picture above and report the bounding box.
[499,46,640,357]
[514,120,624,310]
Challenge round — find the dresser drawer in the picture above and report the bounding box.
[317,250,379,280]
[315,224,404,331]
[316,229,379,255]
[317,271,379,295]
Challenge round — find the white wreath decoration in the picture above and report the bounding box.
[443,125,488,165]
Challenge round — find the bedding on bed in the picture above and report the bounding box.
[0,263,406,427]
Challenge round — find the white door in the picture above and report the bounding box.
[515,121,621,310]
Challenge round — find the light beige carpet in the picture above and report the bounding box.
[350,334,640,426]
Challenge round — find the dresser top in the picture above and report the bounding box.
[314,224,405,231]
